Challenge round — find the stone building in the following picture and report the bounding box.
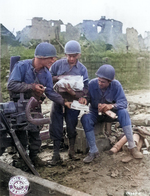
[16,16,126,48]
[138,34,146,51]
[15,16,148,51]
[16,17,63,45]
[143,31,150,51]
[126,27,139,51]
[78,16,123,43]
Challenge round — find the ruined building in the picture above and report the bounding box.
[143,31,150,51]
[15,16,149,51]
[16,17,63,44]
[16,16,126,49]
[77,16,125,46]
[126,28,139,51]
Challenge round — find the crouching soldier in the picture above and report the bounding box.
[79,64,143,163]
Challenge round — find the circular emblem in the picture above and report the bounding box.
[9,175,29,196]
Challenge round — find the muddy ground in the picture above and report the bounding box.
[39,90,150,196]
[1,90,150,196]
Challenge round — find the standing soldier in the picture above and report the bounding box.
[7,42,70,167]
[49,40,89,165]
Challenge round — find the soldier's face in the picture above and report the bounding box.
[39,57,57,69]
[66,54,80,66]
[98,77,111,89]
[35,57,57,71]
[44,57,57,69]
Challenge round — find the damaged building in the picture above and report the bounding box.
[16,17,63,45]
[77,16,126,48]
[16,16,126,49]
[15,16,150,51]
[0,24,18,46]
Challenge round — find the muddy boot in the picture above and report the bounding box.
[68,138,80,160]
[31,156,48,167]
[49,140,62,166]
[83,151,99,163]
[49,153,62,166]
[130,147,143,159]
[13,157,29,172]
[83,131,99,163]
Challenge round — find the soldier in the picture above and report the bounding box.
[49,40,89,165]
[7,42,70,167]
[79,64,143,163]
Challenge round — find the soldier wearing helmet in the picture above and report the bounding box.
[7,42,70,167]
[79,64,143,163]
[49,40,89,165]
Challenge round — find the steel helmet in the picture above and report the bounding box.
[95,64,115,81]
[34,42,57,58]
[64,40,81,54]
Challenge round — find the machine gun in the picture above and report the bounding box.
[0,94,50,176]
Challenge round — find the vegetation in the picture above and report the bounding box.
[1,38,150,102]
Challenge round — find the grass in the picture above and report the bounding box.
[1,45,150,102]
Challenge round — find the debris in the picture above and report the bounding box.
[121,155,133,163]
[143,150,150,155]
[109,135,127,154]
[144,138,150,151]
[133,133,140,146]
[137,137,144,151]
[110,169,119,178]
[123,166,131,172]
[133,126,150,137]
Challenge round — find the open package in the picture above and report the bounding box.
[53,75,84,92]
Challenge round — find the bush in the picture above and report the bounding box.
[1,42,150,102]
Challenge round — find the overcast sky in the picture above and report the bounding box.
[1,0,150,37]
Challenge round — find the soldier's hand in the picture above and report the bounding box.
[64,101,72,108]
[52,76,59,83]
[78,97,87,105]
[98,103,114,113]
[64,83,76,96]
[32,84,45,95]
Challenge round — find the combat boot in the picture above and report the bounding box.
[83,151,99,163]
[49,140,62,166]
[68,138,80,160]
[31,156,48,167]
[13,157,28,172]
[130,147,143,159]
[49,154,62,166]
